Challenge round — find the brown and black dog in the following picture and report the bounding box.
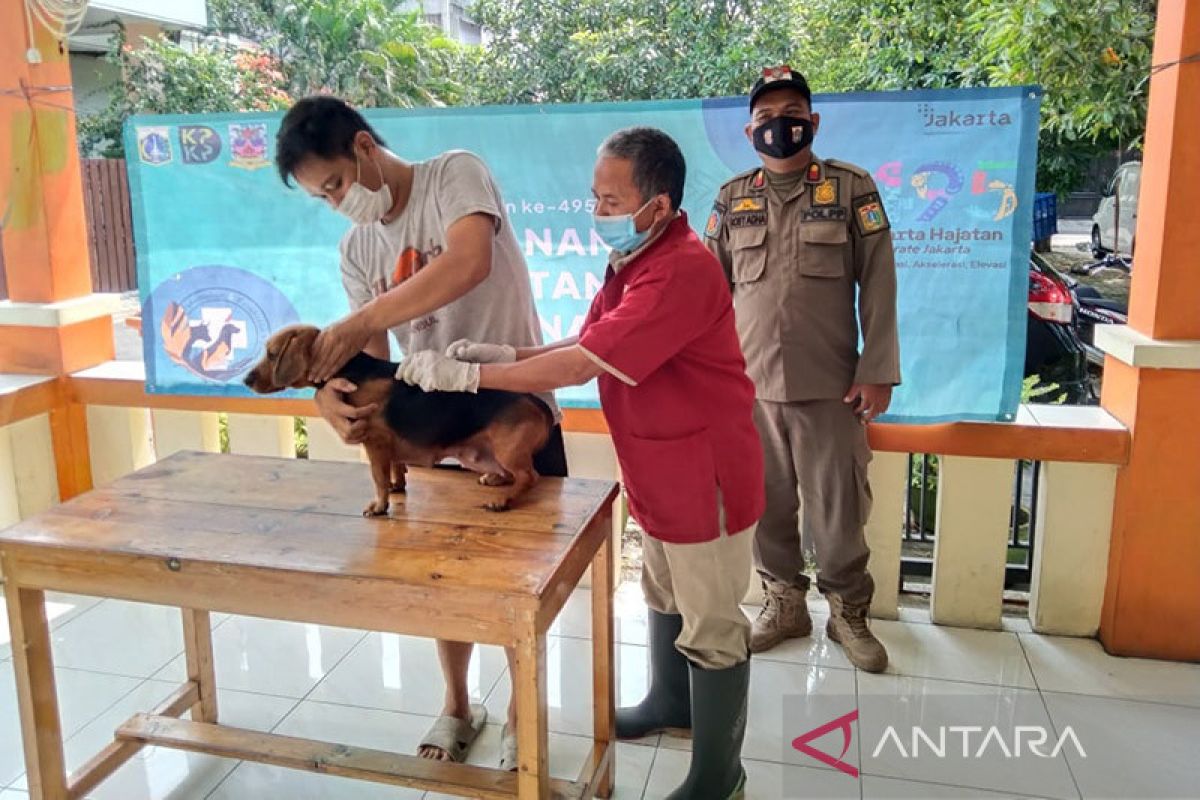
[243,325,552,515]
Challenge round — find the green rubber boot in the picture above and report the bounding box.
[615,610,691,739]
[664,658,750,800]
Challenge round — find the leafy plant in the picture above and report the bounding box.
[84,0,1154,196]
[79,0,470,157]
[966,0,1154,197]
[294,416,308,459]
[793,0,1155,195]
[467,0,800,104]
[1021,374,1067,405]
[206,0,471,108]
[212,412,308,457]
[468,0,1155,193]
[908,453,939,534]
[78,25,292,158]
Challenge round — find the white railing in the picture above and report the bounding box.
[0,361,1129,638]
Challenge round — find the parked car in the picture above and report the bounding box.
[1025,253,1092,403]
[1091,161,1140,257]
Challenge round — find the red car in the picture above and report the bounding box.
[1025,253,1091,403]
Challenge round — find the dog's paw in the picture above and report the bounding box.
[483,499,512,512]
[363,500,390,517]
[388,482,407,494]
[478,473,512,487]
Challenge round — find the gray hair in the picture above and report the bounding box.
[598,127,686,210]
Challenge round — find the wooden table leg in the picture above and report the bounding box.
[591,525,616,798]
[181,608,218,723]
[514,612,549,800]
[3,582,68,800]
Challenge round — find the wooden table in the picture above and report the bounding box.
[0,451,620,800]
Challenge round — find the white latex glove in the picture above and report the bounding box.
[396,350,480,393]
[445,338,517,364]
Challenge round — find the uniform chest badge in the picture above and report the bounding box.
[731,197,764,213]
[729,196,767,228]
[813,178,839,207]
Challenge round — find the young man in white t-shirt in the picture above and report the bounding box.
[274,96,566,769]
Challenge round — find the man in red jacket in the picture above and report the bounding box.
[398,127,763,800]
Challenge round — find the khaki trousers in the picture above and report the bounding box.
[752,398,875,605]
[640,511,755,670]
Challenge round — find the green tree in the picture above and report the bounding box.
[966,0,1154,195]
[468,0,800,104]
[78,26,292,158]
[78,0,471,156]
[470,0,1154,193]
[793,0,1155,194]
[206,0,470,108]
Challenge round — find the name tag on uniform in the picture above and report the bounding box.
[801,206,848,222]
[730,212,767,228]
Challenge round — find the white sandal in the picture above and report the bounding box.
[499,723,519,771]
[417,704,488,763]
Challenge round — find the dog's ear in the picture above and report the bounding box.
[270,329,312,387]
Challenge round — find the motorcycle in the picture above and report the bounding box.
[1072,283,1129,367]
[1025,252,1129,403]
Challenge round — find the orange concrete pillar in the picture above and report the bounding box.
[1,5,114,500]
[1098,0,1200,661]
[0,1,115,372]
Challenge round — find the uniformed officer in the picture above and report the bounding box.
[705,66,900,672]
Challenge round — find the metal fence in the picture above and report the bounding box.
[902,454,1040,592]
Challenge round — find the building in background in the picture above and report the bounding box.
[69,0,209,115]
[401,0,482,44]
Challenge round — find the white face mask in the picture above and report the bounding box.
[336,151,392,225]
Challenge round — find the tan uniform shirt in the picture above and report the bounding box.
[705,157,901,402]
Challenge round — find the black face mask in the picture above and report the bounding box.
[752,116,814,159]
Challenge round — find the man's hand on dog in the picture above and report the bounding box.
[397,351,480,393]
[310,314,373,383]
[445,339,517,364]
[315,378,378,444]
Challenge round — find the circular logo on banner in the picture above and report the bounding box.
[146,265,299,384]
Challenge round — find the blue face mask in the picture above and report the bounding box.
[593,197,657,254]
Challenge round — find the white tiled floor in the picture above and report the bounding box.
[0,593,104,661]
[152,615,367,698]
[2,587,1199,799]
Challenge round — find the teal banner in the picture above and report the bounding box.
[126,86,1041,421]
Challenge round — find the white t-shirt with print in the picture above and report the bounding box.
[339,150,559,418]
